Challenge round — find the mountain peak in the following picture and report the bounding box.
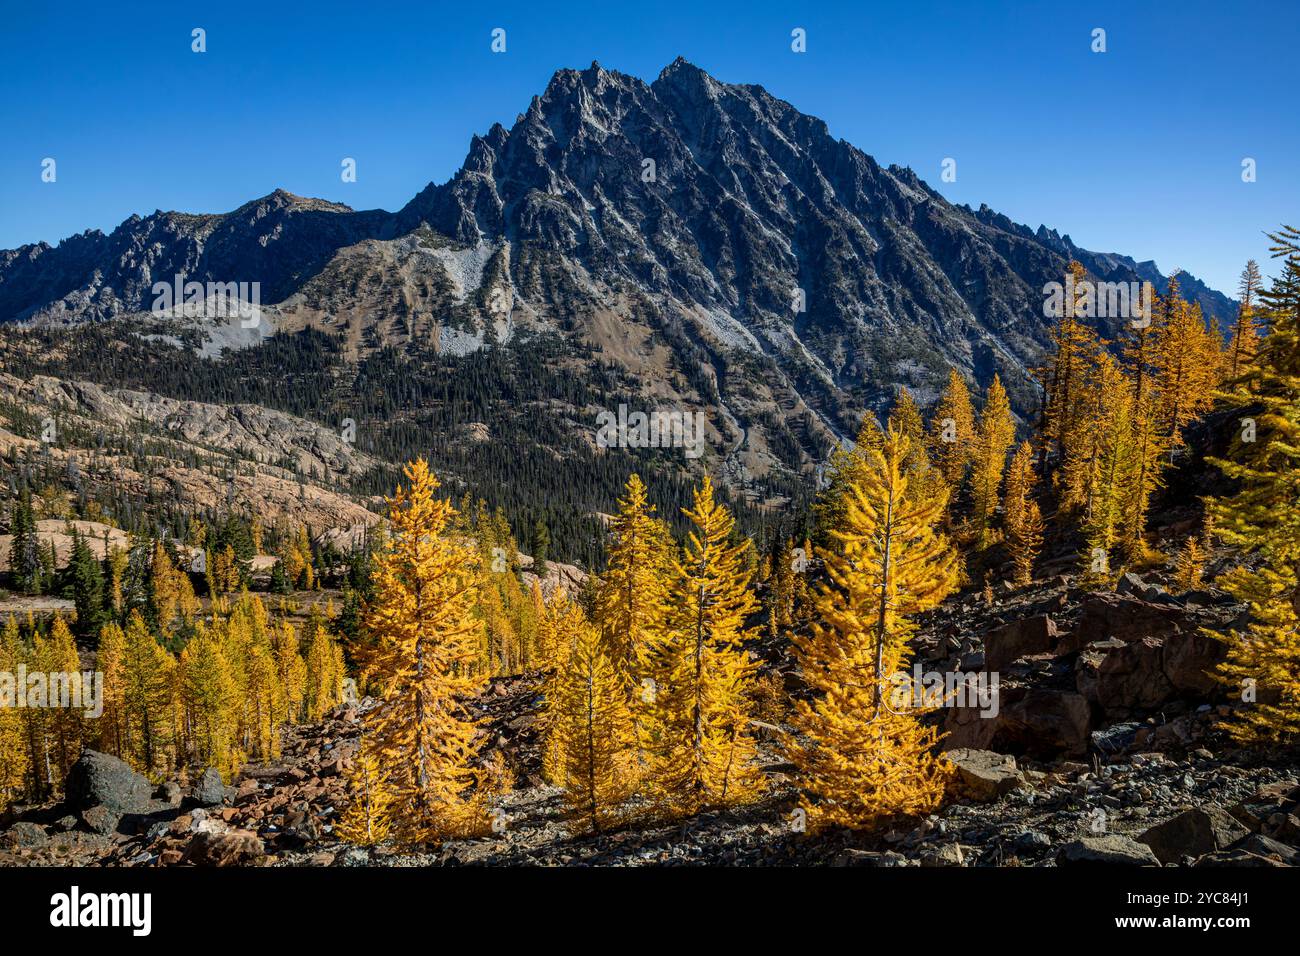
[658,55,704,79]
[2,58,1236,393]
[653,55,716,97]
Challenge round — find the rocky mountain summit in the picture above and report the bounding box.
[1,60,1235,486]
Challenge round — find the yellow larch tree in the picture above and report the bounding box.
[179,628,243,780]
[337,744,395,847]
[594,473,673,771]
[550,614,638,833]
[0,616,30,811]
[1079,354,1141,575]
[792,425,958,832]
[927,368,976,490]
[120,610,176,777]
[150,541,181,630]
[94,621,127,757]
[536,588,587,786]
[969,374,1015,545]
[814,414,885,542]
[653,478,765,815]
[360,458,490,843]
[1208,227,1300,741]
[1153,280,1222,453]
[889,388,944,503]
[1174,536,1205,592]
[42,616,84,786]
[1002,440,1043,586]
[1227,259,1264,383]
[1117,397,1167,565]
[1039,260,1105,479]
[271,619,307,725]
[595,474,672,676]
[304,611,346,720]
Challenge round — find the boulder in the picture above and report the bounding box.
[0,821,49,849]
[1263,812,1300,844]
[1162,630,1226,695]
[835,849,912,867]
[1060,594,1186,653]
[1077,630,1227,713]
[1115,572,1171,603]
[1194,849,1288,867]
[945,688,1092,758]
[1095,638,1174,712]
[1011,829,1053,853]
[919,843,966,866]
[191,768,226,807]
[1057,835,1161,866]
[946,749,1025,802]
[63,750,152,815]
[80,803,121,836]
[1138,808,1250,864]
[1115,572,1150,597]
[983,615,1058,671]
[182,829,266,867]
[1231,834,1300,866]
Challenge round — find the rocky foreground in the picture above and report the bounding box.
[2,568,1299,868]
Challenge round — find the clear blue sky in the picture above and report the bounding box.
[1,0,1295,293]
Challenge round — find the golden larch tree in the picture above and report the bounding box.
[1153,280,1221,452]
[1079,353,1140,574]
[94,621,127,758]
[360,459,490,843]
[536,589,587,786]
[1208,227,1300,741]
[1227,259,1264,382]
[1002,440,1043,586]
[337,744,395,847]
[594,473,673,772]
[653,478,765,815]
[927,368,976,490]
[969,374,1015,544]
[0,616,30,811]
[179,629,243,780]
[595,474,672,676]
[1174,536,1205,592]
[550,614,637,833]
[814,414,885,542]
[1039,260,1105,478]
[792,425,958,832]
[120,610,176,777]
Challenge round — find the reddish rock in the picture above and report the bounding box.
[1077,630,1227,713]
[182,829,266,867]
[79,804,120,836]
[983,615,1058,671]
[945,687,1092,758]
[1059,594,1186,653]
[1162,630,1225,695]
[1096,638,1174,711]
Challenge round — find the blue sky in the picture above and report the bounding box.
[1,0,1295,293]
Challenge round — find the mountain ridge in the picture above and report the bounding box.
[0,59,1237,492]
